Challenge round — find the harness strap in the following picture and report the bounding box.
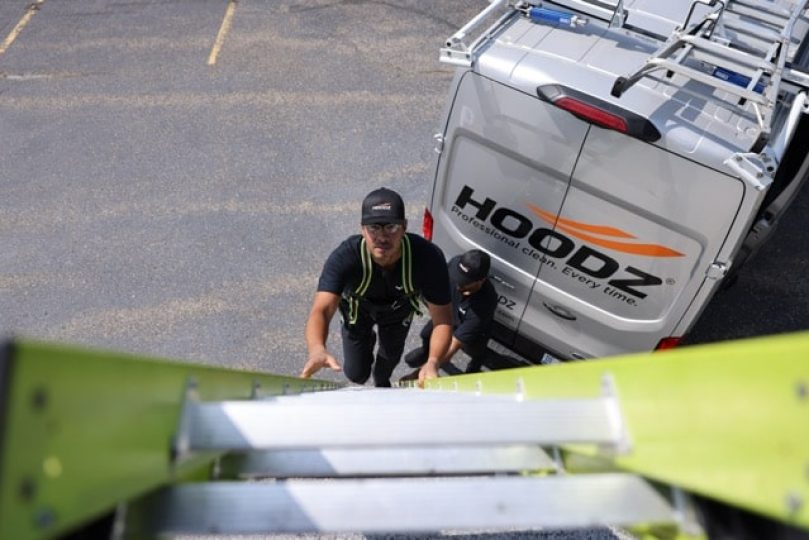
[345,238,372,326]
[400,235,423,316]
[344,236,423,326]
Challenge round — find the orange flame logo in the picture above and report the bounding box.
[527,204,684,258]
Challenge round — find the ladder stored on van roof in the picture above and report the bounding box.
[440,0,632,67]
[441,0,809,149]
[1,335,808,539]
[610,0,809,145]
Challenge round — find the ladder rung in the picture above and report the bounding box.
[722,17,783,44]
[649,58,769,104]
[262,388,518,403]
[184,396,622,449]
[726,4,792,27]
[681,34,778,70]
[139,474,676,535]
[730,0,793,18]
[221,445,556,478]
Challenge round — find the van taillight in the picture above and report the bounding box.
[553,97,628,133]
[537,84,661,142]
[423,207,434,241]
[655,337,682,350]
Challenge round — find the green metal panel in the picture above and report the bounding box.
[0,340,339,540]
[425,331,809,532]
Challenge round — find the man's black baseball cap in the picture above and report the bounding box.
[450,249,491,287]
[361,187,406,225]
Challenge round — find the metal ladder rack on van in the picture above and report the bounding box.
[610,0,809,145]
[440,0,628,67]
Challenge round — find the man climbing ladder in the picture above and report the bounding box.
[302,187,453,387]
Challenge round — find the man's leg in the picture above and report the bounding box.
[403,320,433,368]
[373,316,412,387]
[340,317,376,385]
[461,339,489,373]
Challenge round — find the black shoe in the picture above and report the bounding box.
[403,347,426,368]
[465,360,483,374]
[440,362,463,376]
[398,368,421,383]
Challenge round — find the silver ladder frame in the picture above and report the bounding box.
[123,385,694,537]
[440,0,627,67]
[611,0,809,142]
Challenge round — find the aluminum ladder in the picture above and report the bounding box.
[440,0,627,67]
[610,0,809,143]
[123,384,687,537]
[3,338,807,540]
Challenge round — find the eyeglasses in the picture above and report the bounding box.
[365,223,402,234]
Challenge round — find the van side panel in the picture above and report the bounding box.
[519,128,747,357]
[431,73,588,342]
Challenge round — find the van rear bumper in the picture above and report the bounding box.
[489,321,570,366]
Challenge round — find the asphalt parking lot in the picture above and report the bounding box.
[0,0,486,381]
[2,0,807,383]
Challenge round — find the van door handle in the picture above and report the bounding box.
[543,303,577,321]
[490,275,515,290]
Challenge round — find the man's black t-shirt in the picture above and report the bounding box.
[448,255,498,347]
[317,233,451,322]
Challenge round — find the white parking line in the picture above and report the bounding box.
[207,0,238,66]
[0,0,45,55]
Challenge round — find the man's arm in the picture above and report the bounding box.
[418,301,452,386]
[302,291,342,378]
[443,336,464,362]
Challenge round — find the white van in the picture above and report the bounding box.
[424,0,809,360]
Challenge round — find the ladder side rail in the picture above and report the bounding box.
[755,0,809,133]
[773,1,809,76]
[0,340,341,540]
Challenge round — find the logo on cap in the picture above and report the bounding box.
[372,203,392,211]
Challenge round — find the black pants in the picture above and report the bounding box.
[341,310,412,387]
[404,320,488,373]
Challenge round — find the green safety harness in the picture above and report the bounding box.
[344,235,423,326]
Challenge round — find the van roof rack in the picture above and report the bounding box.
[440,0,627,68]
[610,0,809,145]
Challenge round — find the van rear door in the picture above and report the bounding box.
[517,127,751,358]
[430,72,588,348]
